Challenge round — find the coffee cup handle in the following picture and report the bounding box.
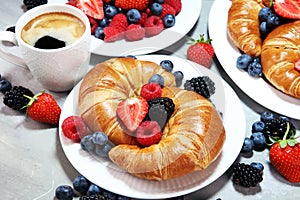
[0,31,27,69]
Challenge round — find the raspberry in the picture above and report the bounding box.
[125,24,146,41]
[159,3,176,19]
[104,26,124,42]
[232,163,263,187]
[61,116,88,142]
[88,16,99,35]
[144,16,164,37]
[140,82,162,101]
[109,13,128,32]
[164,0,182,14]
[3,85,34,113]
[136,121,162,147]
[184,76,215,99]
[138,12,148,26]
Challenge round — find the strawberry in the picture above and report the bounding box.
[125,24,146,41]
[116,97,148,132]
[136,120,162,147]
[164,0,182,14]
[269,122,300,183]
[72,0,104,20]
[140,82,162,101]
[273,0,300,19]
[294,59,300,72]
[187,34,215,68]
[61,116,88,142]
[25,91,61,125]
[115,0,150,11]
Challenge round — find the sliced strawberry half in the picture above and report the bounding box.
[294,59,300,72]
[73,0,104,20]
[273,0,300,19]
[116,97,148,132]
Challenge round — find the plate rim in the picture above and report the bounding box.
[58,55,246,199]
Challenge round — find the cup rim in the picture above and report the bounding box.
[15,3,91,52]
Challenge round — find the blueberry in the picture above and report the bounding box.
[160,60,174,72]
[80,135,95,152]
[247,61,262,77]
[126,55,137,59]
[250,162,264,172]
[87,184,102,196]
[149,74,164,87]
[92,131,108,147]
[258,7,273,22]
[0,79,12,93]
[252,121,265,133]
[163,14,176,28]
[117,196,130,200]
[173,71,184,87]
[103,190,118,200]
[73,175,90,195]
[105,5,118,18]
[236,54,252,69]
[278,115,290,122]
[95,143,113,158]
[250,132,266,150]
[241,137,254,153]
[267,14,281,29]
[126,9,141,23]
[55,185,74,200]
[95,26,105,39]
[260,111,275,122]
[150,3,162,15]
[154,0,164,3]
[98,17,110,27]
[260,21,271,39]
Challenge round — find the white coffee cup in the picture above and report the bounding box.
[0,4,91,92]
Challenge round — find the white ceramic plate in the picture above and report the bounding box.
[49,0,202,56]
[58,55,246,199]
[208,0,300,120]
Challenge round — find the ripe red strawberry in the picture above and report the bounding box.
[159,3,176,19]
[72,0,104,20]
[269,122,300,183]
[273,0,300,19]
[164,0,182,14]
[140,82,162,101]
[125,24,146,41]
[136,120,162,147]
[144,16,164,37]
[187,34,215,68]
[61,116,88,142]
[115,0,150,11]
[25,92,61,125]
[116,97,148,132]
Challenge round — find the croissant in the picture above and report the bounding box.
[78,57,176,145]
[78,57,225,181]
[261,20,300,98]
[109,86,225,181]
[227,0,264,57]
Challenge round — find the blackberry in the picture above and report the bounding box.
[23,0,48,10]
[3,86,34,113]
[184,76,215,98]
[79,194,104,200]
[6,26,15,33]
[145,97,175,128]
[232,163,263,187]
[263,118,296,141]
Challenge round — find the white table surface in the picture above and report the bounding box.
[0,0,299,199]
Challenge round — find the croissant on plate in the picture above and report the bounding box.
[227,0,264,57]
[261,20,300,98]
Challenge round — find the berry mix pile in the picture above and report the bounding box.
[234,110,299,188]
[59,57,217,200]
[235,1,300,78]
[66,0,182,42]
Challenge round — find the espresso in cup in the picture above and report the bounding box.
[21,12,86,49]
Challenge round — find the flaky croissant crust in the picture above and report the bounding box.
[261,20,300,98]
[227,0,264,57]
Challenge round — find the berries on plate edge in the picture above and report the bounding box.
[61,116,88,142]
[187,34,215,68]
[239,110,300,184]
[184,76,215,99]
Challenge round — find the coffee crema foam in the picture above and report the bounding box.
[21,12,86,48]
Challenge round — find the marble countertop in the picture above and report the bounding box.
[0,0,299,199]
